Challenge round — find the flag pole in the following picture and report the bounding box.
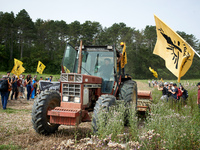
[191,47,200,58]
[36,66,37,76]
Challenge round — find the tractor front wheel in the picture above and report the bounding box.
[120,80,137,107]
[32,90,61,135]
[92,95,116,133]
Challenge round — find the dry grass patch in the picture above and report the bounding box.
[0,99,93,149]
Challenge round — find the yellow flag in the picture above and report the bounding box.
[11,62,25,78]
[64,66,70,73]
[121,42,127,68]
[149,67,158,78]
[14,58,23,65]
[153,15,194,82]
[37,61,46,74]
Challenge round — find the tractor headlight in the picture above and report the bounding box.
[63,96,69,102]
[74,97,80,103]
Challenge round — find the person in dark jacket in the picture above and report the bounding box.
[179,85,188,100]
[157,82,168,101]
[34,75,38,96]
[0,75,9,109]
[168,83,178,101]
[25,75,32,101]
[179,85,188,105]
[166,83,172,101]
[11,75,18,100]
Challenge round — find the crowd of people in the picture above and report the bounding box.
[157,82,188,103]
[0,72,53,110]
[148,79,189,103]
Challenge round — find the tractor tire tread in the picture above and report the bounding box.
[32,89,61,135]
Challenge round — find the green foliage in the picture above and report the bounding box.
[0,108,31,114]
[0,144,21,150]
[0,9,200,79]
[95,102,126,140]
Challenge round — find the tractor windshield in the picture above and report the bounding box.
[62,44,77,73]
[81,51,114,93]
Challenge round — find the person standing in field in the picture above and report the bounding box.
[152,79,155,87]
[49,76,53,82]
[166,83,172,100]
[0,75,9,109]
[31,77,36,99]
[34,75,38,96]
[168,83,179,101]
[179,85,188,104]
[197,82,200,111]
[25,74,32,101]
[21,75,25,98]
[17,76,22,99]
[11,75,18,100]
[157,82,168,101]
[7,72,11,100]
[169,82,175,90]
[148,80,151,87]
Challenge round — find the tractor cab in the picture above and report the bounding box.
[61,44,117,94]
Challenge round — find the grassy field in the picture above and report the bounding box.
[0,78,200,149]
[0,72,61,81]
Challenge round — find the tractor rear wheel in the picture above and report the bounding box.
[92,95,116,133]
[32,90,61,135]
[119,80,137,107]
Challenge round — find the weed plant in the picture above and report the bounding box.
[95,84,200,149]
[96,102,126,141]
[0,144,21,150]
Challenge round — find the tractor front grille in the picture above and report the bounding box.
[61,73,82,83]
[62,83,81,97]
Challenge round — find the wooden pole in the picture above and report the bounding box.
[77,40,82,74]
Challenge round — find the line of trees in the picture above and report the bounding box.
[0,9,200,79]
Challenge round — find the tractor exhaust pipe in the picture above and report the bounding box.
[77,40,83,74]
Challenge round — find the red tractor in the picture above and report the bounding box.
[32,41,151,135]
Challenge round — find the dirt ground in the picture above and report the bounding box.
[0,80,152,149]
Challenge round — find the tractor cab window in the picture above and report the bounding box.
[81,51,114,93]
[62,44,77,73]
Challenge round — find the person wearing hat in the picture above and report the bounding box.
[197,82,200,111]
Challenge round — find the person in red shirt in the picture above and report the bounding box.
[197,82,200,111]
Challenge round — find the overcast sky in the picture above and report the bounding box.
[1,0,200,40]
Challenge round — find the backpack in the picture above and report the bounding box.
[0,79,8,92]
[177,88,183,99]
[8,79,11,91]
